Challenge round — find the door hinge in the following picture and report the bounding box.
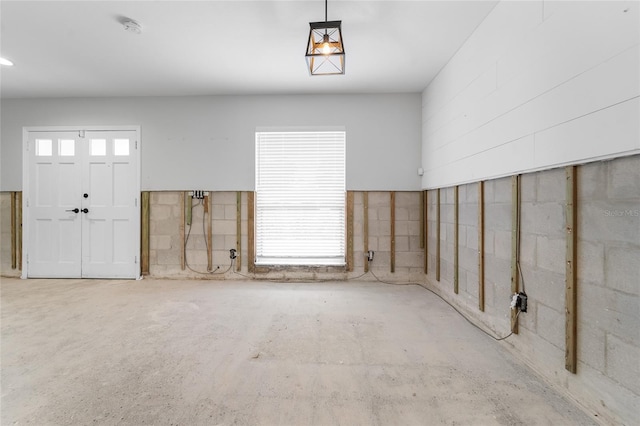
[79,130,86,139]
[135,256,138,264]
[26,198,30,207]
[135,198,138,207]
[135,140,138,149]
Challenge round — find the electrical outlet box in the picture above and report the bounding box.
[189,190,209,199]
[366,250,375,262]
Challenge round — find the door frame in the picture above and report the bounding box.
[21,125,141,279]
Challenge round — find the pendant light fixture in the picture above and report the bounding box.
[305,0,345,76]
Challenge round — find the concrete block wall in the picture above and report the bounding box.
[573,156,640,422]
[150,191,248,279]
[0,192,20,277]
[149,190,424,282]
[424,154,640,425]
[365,191,423,282]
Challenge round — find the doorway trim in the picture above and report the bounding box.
[21,125,141,279]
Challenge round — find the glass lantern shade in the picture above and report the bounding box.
[305,20,345,75]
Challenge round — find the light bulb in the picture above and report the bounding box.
[321,34,331,55]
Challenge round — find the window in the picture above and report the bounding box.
[255,131,346,265]
[35,139,52,156]
[59,139,75,156]
[90,139,106,156]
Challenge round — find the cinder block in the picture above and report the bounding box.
[214,219,237,236]
[458,226,467,249]
[394,236,409,252]
[396,251,422,268]
[577,161,608,201]
[606,333,640,395]
[150,235,172,250]
[459,246,477,273]
[444,223,455,242]
[155,191,180,205]
[465,271,479,298]
[378,236,391,251]
[185,234,206,250]
[605,246,640,295]
[484,256,512,296]
[444,187,455,204]
[465,183,478,203]
[524,267,565,312]
[580,283,639,339]
[577,318,606,372]
[377,207,391,221]
[465,225,478,251]
[536,167,565,203]
[212,203,225,220]
[459,202,477,226]
[536,236,565,274]
[157,249,180,266]
[521,202,564,237]
[396,191,417,206]
[408,206,422,221]
[153,219,178,236]
[185,249,208,266]
[520,233,536,266]
[224,204,237,220]
[536,303,564,350]
[406,220,420,236]
[212,235,225,250]
[494,230,511,260]
[484,230,495,255]
[608,155,640,199]
[408,236,422,251]
[368,237,379,251]
[485,203,511,232]
[579,200,640,246]
[224,235,237,249]
[520,173,537,203]
[395,221,408,236]
[368,192,387,207]
[457,185,467,202]
[395,207,409,221]
[150,204,172,221]
[493,177,513,204]
[576,240,604,285]
[374,220,391,237]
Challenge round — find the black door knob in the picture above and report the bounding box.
[81,208,89,213]
[83,193,89,198]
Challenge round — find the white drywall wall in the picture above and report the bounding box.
[0,94,421,191]
[421,0,640,189]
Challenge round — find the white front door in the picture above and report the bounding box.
[25,128,140,279]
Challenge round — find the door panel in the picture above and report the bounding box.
[81,131,138,278]
[27,132,82,278]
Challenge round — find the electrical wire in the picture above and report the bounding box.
[368,268,521,342]
[231,258,521,341]
[184,198,233,275]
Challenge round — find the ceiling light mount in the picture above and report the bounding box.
[123,19,142,35]
[305,0,345,76]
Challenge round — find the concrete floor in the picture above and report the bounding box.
[1,278,598,426]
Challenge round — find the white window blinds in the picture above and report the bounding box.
[255,131,346,265]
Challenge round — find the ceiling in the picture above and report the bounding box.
[0,1,498,99]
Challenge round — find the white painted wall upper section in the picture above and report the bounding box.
[421,1,640,189]
[1,94,421,191]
